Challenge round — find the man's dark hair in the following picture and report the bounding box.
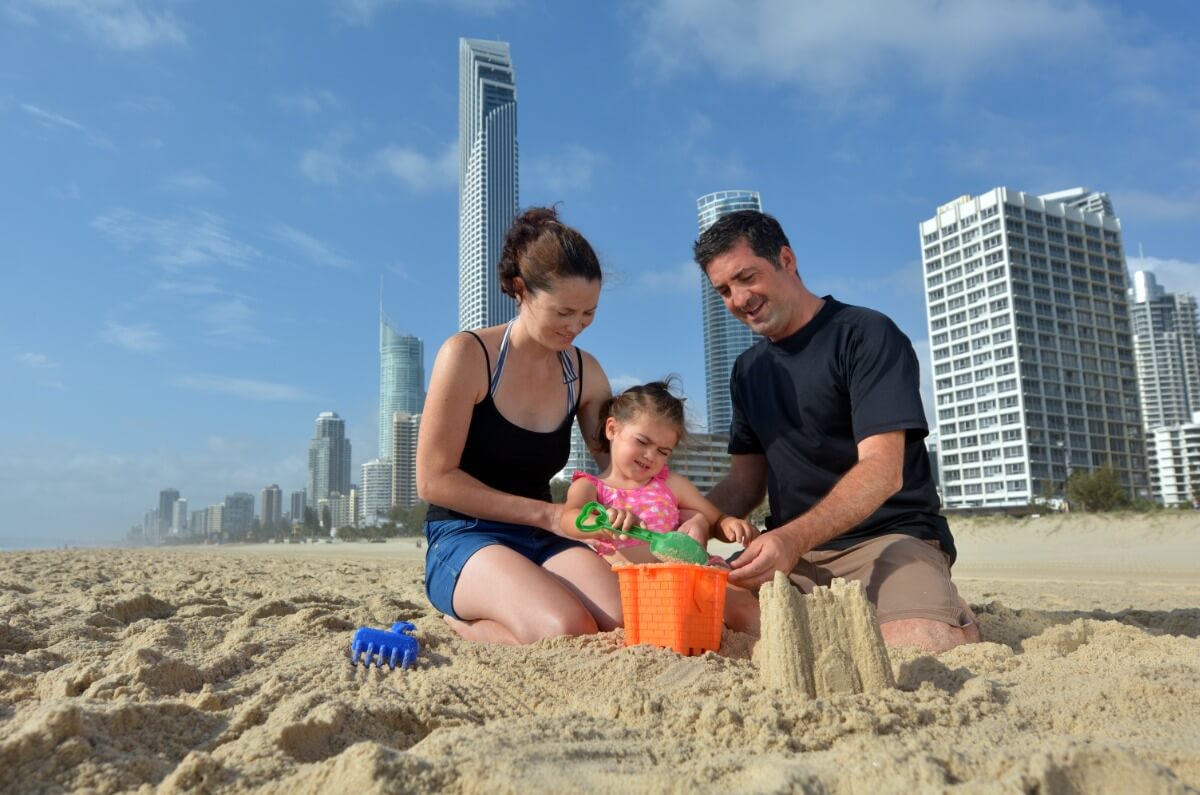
[693,210,791,272]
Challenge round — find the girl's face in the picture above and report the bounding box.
[606,414,680,484]
[517,276,600,351]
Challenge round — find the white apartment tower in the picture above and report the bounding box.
[920,187,1147,507]
[391,412,422,509]
[308,412,351,507]
[1128,270,1200,431]
[360,459,393,526]
[458,38,518,331]
[697,190,762,433]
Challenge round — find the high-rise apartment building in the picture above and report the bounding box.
[458,38,519,331]
[308,412,351,507]
[556,424,600,481]
[391,412,422,509]
[360,459,393,525]
[920,187,1147,508]
[223,492,255,535]
[1128,270,1200,431]
[289,489,306,524]
[1146,414,1200,506]
[170,498,187,535]
[157,488,179,537]
[260,484,282,530]
[379,314,424,459]
[668,432,732,495]
[696,190,762,433]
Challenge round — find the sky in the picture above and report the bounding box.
[2,0,1199,547]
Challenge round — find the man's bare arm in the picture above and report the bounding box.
[707,454,768,518]
[729,430,907,588]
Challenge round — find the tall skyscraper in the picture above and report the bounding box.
[261,484,283,530]
[458,38,519,331]
[157,488,179,536]
[223,492,255,535]
[360,459,393,525]
[391,412,422,509]
[1128,270,1200,431]
[308,412,352,506]
[170,498,187,535]
[556,424,600,481]
[696,190,762,433]
[920,187,1147,508]
[289,489,306,524]
[379,313,424,459]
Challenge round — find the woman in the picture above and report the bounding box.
[417,206,621,644]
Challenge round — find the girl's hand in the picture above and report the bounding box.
[718,516,759,546]
[605,507,642,535]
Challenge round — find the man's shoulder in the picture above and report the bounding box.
[827,300,901,332]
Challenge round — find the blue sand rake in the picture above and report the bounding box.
[349,621,419,670]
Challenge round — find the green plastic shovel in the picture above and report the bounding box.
[575,501,710,565]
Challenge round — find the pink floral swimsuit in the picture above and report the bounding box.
[572,467,680,556]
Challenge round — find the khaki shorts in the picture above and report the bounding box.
[788,533,971,627]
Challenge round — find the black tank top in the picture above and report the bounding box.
[425,324,583,523]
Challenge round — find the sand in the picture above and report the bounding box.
[1,514,1199,794]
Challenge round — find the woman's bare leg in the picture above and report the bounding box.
[448,544,601,644]
[543,546,623,631]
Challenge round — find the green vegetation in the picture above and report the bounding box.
[1065,467,1131,512]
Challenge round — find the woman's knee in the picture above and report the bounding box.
[512,602,599,643]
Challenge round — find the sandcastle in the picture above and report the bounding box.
[754,572,894,698]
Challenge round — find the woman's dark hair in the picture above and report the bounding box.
[593,377,687,454]
[498,206,602,299]
[693,209,791,273]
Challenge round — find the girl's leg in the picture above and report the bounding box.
[542,546,624,631]
[724,585,760,636]
[449,544,600,645]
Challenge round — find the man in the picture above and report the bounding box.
[696,210,979,652]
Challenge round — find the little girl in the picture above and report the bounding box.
[560,380,760,634]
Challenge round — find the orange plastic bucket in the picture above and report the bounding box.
[614,563,729,656]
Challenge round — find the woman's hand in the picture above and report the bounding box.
[717,516,760,547]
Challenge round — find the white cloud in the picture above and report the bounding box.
[608,374,643,394]
[173,374,315,401]
[21,102,114,148]
[165,171,220,192]
[636,261,703,296]
[100,321,165,352]
[274,88,340,114]
[199,296,268,343]
[272,224,355,269]
[154,279,221,296]
[299,146,351,185]
[527,145,604,195]
[636,0,1113,98]
[92,208,263,271]
[16,352,60,369]
[332,0,513,26]
[1131,256,1200,301]
[12,0,186,50]
[371,142,457,191]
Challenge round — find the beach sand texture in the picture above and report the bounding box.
[2,513,1199,793]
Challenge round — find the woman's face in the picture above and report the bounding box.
[518,276,600,350]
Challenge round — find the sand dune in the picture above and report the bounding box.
[1,515,1198,793]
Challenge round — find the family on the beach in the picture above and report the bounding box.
[416,207,981,654]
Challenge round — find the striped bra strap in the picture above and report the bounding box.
[491,320,580,415]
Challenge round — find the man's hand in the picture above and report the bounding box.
[676,512,710,547]
[728,530,803,589]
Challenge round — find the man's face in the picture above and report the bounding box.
[704,239,799,340]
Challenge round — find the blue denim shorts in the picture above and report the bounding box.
[424,517,588,619]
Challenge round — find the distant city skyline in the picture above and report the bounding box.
[4,4,1198,545]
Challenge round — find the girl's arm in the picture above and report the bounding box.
[416,332,561,531]
[575,349,613,472]
[668,472,760,546]
[558,477,612,542]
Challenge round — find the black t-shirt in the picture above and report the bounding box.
[728,296,955,562]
